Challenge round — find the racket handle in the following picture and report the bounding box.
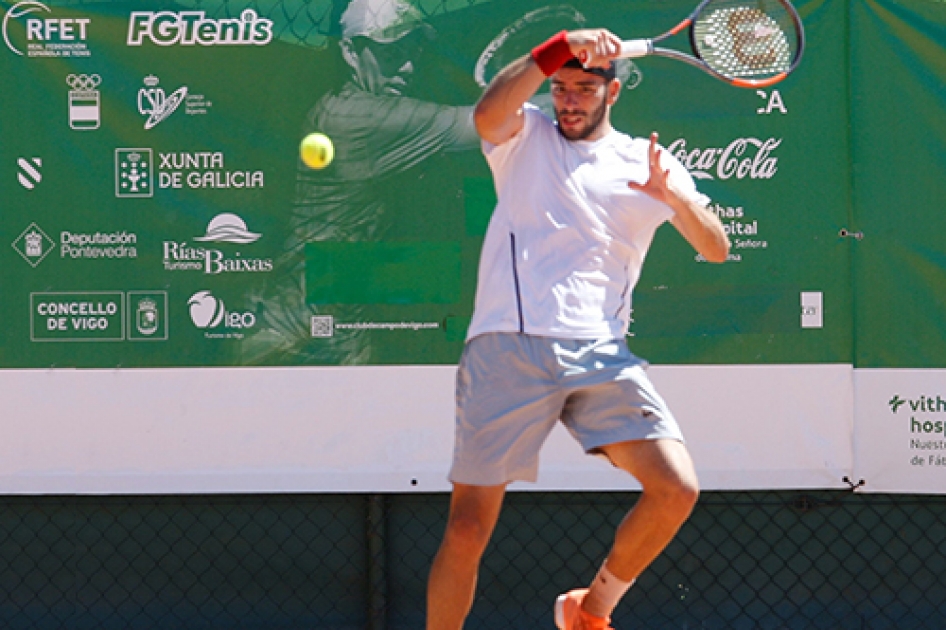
[619,39,652,58]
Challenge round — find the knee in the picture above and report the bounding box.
[441,513,495,559]
[650,473,699,521]
[674,476,700,513]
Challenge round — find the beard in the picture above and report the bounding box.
[554,96,608,141]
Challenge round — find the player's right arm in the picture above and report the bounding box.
[473,54,546,146]
[474,29,623,145]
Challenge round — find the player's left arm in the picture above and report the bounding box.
[629,132,730,263]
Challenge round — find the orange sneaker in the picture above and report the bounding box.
[554,588,614,630]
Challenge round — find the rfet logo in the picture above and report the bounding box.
[3,1,91,57]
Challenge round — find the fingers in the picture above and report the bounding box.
[649,132,666,173]
[629,131,669,195]
[594,30,622,63]
[570,29,622,67]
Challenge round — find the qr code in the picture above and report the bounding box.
[310,315,334,338]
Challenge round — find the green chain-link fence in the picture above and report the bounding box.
[2,491,945,629]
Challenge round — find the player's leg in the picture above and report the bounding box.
[434,333,563,627]
[554,438,697,629]
[553,339,697,627]
[427,482,507,630]
[581,438,698,617]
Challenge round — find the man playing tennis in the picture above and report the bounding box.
[427,28,729,630]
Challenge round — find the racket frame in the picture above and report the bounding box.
[618,0,805,88]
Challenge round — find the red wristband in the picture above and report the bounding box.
[531,30,573,77]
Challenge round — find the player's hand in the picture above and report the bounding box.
[566,29,622,68]
[628,132,678,206]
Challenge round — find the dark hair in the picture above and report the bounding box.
[562,56,616,81]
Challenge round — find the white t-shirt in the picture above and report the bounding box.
[467,103,709,341]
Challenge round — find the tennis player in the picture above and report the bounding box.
[427,28,729,630]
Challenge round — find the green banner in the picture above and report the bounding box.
[0,0,939,369]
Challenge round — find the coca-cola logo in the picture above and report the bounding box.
[668,137,781,180]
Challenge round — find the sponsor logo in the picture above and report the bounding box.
[694,202,768,264]
[128,291,168,340]
[710,201,766,251]
[158,151,264,190]
[67,73,100,130]
[12,222,54,266]
[13,222,138,265]
[136,299,159,334]
[127,9,273,47]
[3,0,90,57]
[894,394,946,465]
[115,148,153,197]
[707,202,759,237]
[137,75,211,129]
[668,137,780,181]
[30,290,166,342]
[17,157,42,189]
[138,75,186,129]
[756,89,787,115]
[60,230,137,259]
[163,214,271,274]
[188,290,255,339]
[193,213,260,244]
[116,148,263,193]
[31,291,124,341]
[890,394,946,416]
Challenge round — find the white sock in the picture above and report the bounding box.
[587,564,634,616]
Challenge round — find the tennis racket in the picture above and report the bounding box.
[589,0,805,88]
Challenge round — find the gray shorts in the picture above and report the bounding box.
[449,332,684,486]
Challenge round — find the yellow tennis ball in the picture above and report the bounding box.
[300,132,334,169]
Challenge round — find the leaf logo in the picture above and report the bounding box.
[888,395,906,414]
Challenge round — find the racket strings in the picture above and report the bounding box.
[693,0,797,78]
